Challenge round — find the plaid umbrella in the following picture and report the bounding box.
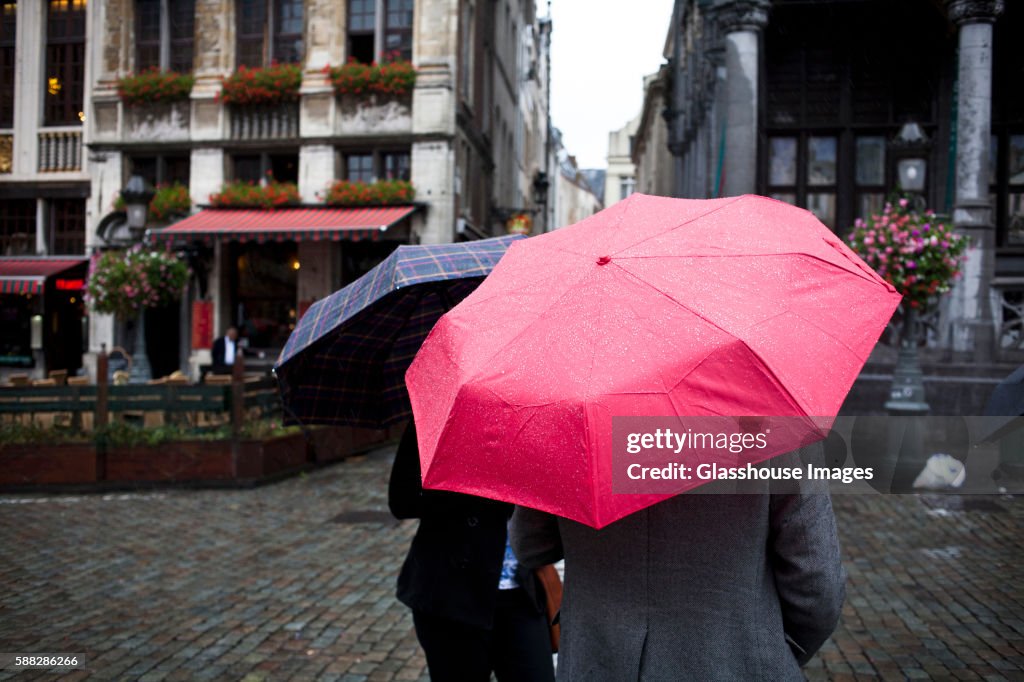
[275,234,524,427]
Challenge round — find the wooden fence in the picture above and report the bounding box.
[0,351,280,435]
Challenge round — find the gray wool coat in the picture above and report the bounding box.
[510,446,846,682]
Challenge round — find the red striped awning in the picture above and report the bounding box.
[0,257,88,295]
[146,206,419,245]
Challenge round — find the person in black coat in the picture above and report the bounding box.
[389,421,555,682]
[210,326,239,374]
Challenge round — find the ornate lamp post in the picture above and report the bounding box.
[884,122,932,416]
[121,175,155,384]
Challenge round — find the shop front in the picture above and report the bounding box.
[148,205,422,379]
[0,257,88,380]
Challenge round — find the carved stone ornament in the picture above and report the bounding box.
[947,0,1005,25]
[715,0,771,34]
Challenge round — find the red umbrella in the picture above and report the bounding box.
[406,194,901,528]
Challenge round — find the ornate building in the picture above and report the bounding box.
[635,0,1022,359]
[0,0,551,379]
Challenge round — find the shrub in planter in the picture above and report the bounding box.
[324,179,415,206]
[117,68,195,106]
[220,63,302,105]
[209,181,302,209]
[326,54,417,97]
[113,183,192,222]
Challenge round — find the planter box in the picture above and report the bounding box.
[309,426,389,464]
[0,443,98,485]
[124,101,191,142]
[235,432,311,479]
[104,440,235,482]
[335,93,412,136]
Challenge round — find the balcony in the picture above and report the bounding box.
[229,102,300,141]
[38,129,82,173]
[334,93,412,137]
[124,101,191,143]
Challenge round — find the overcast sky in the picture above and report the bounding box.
[546,0,675,169]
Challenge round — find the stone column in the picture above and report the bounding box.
[945,0,1003,358]
[411,0,459,244]
[715,0,769,197]
[191,0,231,140]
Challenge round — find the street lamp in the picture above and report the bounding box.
[122,174,155,384]
[531,171,549,208]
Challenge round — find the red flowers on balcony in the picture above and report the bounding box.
[324,179,415,206]
[326,54,417,97]
[116,68,195,106]
[219,63,303,105]
[209,181,301,209]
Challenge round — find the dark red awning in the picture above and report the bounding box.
[0,257,88,295]
[146,206,419,245]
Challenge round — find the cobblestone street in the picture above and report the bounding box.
[1,444,1022,681]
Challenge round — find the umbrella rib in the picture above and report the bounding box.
[609,195,745,257]
[609,251,890,291]
[611,262,813,415]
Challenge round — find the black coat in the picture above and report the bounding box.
[211,336,234,368]
[388,422,545,630]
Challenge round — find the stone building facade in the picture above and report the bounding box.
[604,111,639,206]
[635,0,1022,358]
[0,0,549,379]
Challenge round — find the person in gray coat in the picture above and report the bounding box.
[510,445,846,681]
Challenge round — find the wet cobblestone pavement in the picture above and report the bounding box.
[1,444,1022,681]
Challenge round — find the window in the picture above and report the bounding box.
[0,199,36,256]
[992,134,1024,246]
[382,151,410,181]
[854,136,886,221]
[47,199,85,255]
[348,0,413,64]
[345,153,374,182]
[236,0,304,68]
[766,134,838,230]
[459,2,473,101]
[128,154,190,187]
[231,152,298,184]
[344,150,411,182]
[619,177,636,200]
[0,2,15,129]
[135,0,195,73]
[44,0,86,127]
[384,0,412,61]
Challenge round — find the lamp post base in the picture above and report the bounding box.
[128,310,151,384]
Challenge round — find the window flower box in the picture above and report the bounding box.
[209,181,302,209]
[323,179,415,206]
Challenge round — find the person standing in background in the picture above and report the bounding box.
[210,326,240,375]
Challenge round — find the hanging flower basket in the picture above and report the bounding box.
[219,63,303,105]
[325,54,417,97]
[209,181,302,209]
[117,68,195,106]
[846,197,968,311]
[323,179,415,206]
[506,213,533,235]
[85,246,190,319]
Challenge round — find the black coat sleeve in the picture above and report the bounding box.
[388,421,508,520]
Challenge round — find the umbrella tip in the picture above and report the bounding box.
[597,255,611,266]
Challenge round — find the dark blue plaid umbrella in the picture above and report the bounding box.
[274,234,524,427]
